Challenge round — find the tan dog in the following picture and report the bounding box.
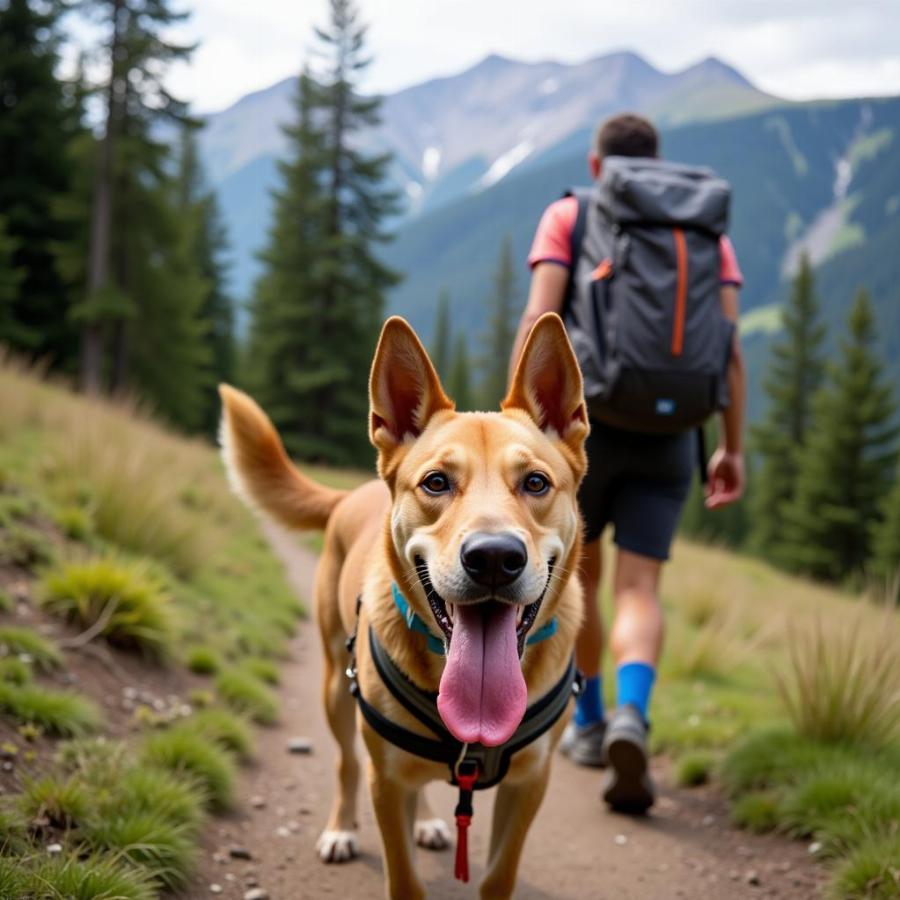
[219,313,589,899]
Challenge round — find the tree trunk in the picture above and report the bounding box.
[80,0,125,393]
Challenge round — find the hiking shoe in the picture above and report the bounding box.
[601,704,655,814]
[559,720,607,768]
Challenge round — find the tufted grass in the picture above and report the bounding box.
[0,682,100,736]
[19,774,89,831]
[40,557,176,661]
[215,668,278,725]
[140,727,236,811]
[185,643,221,675]
[0,626,62,672]
[188,707,255,761]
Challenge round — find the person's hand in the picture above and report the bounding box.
[705,448,745,509]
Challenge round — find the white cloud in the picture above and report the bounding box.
[65,0,900,113]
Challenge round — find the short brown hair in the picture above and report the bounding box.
[594,114,659,160]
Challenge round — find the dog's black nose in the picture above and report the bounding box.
[460,532,527,589]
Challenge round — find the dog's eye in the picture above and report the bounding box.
[522,472,550,495]
[421,472,451,495]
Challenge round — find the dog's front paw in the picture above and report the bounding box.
[414,817,451,851]
[316,829,359,863]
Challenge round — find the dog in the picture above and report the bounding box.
[219,313,589,899]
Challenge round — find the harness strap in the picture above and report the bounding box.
[355,625,579,789]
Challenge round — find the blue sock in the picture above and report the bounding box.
[616,662,656,720]
[574,675,605,727]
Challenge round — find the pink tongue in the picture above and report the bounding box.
[437,603,527,747]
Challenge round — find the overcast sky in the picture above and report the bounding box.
[132,1,900,113]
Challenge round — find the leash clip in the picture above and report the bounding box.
[453,757,479,883]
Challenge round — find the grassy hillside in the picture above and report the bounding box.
[0,354,304,895]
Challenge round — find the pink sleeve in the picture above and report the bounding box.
[719,235,743,286]
[527,196,579,270]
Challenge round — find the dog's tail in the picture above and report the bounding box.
[218,384,349,531]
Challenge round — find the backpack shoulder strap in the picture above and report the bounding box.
[564,187,591,275]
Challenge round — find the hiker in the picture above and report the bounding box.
[508,113,746,813]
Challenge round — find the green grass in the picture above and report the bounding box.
[28,853,157,900]
[215,668,278,725]
[83,811,195,890]
[829,832,900,899]
[0,682,100,736]
[53,504,93,541]
[242,655,280,685]
[0,588,12,612]
[730,791,781,834]
[0,656,32,685]
[0,805,27,853]
[40,557,176,661]
[19,774,89,831]
[140,727,236,811]
[0,626,62,671]
[189,707,255,760]
[185,643,221,675]
[674,750,715,787]
[111,765,208,833]
[0,522,54,568]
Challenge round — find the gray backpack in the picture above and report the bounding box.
[564,156,735,434]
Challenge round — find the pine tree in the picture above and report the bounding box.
[447,333,474,412]
[247,1,399,466]
[479,235,519,408]
[0,0,81,367]
[430,289,452,381]
[872,471,900,599]
[75,0,195,392]
[749,254,826,558]
[781,290,899,582]
[0,217,24,342]
[177,125,234,434]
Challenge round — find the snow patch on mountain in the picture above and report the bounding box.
[477,140,534,189]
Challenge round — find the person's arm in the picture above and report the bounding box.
[508,263,570,384]
[706,284,746,509]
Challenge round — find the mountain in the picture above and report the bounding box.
[200,50,776,300]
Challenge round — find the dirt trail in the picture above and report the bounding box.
[192,527,824,900]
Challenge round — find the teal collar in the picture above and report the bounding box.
[391,582,558,656]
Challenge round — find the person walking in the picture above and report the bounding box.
[508,113,746,813]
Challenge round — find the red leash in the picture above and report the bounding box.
[453,760,479,882]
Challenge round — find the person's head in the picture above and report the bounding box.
[588,113,659,179]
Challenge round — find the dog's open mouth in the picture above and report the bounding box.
[414,556,554,747]
[414,557,552,658]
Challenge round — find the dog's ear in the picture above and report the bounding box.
[502,313,588,455]
[369,317,454,458]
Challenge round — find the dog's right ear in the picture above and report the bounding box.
[369,317,454,464]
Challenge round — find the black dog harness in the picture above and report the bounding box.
[345,599,581,882]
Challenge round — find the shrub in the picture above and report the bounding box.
[19,774,88,831]
[216,669,278,725]
[776,612,900,748]
[674,751,715,787]
[0,626,62,671]
[30,852,156,900]
[140,728,235,811]
[40,557,176,661]
[730,791,781,834]
[242,656,280,685]
[0,523,53,569]
[84,811,195,890]
[0,683,101,736]
[189,708,255,761]
[829,832,900,899]
[185,644,221,675]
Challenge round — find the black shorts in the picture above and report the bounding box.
[578,420,695,561]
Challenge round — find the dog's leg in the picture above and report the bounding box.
[368,762,426,900]
[413,790,451,851]
[315,558,361,863]
[480,763,552,900]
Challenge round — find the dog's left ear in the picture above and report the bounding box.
[502,313,589,455]
[369,317,454,459]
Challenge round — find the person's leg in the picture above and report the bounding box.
[609,548,664,719]
[573,537,604,726]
